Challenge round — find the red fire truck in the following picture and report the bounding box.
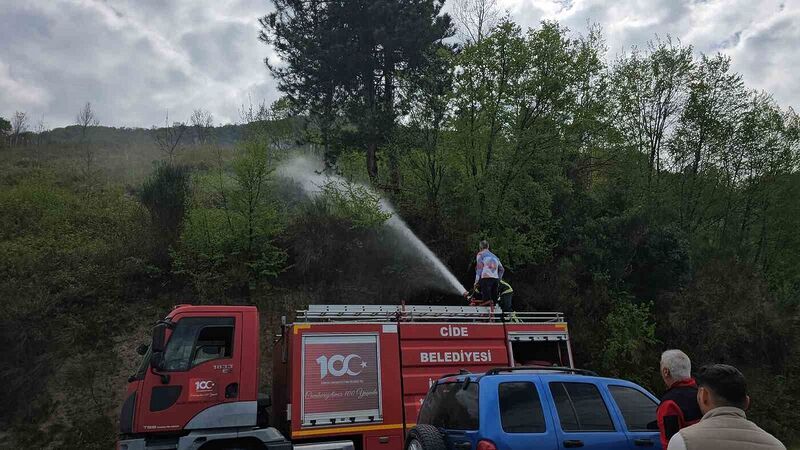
[119,304,573,450]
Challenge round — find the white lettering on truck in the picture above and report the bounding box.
[440,325,469,337]
[419,350,492,363]
[316,354,365,379]
[194,380,215,391]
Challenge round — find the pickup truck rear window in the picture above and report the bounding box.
[549,382,615,432]
[499,382,546,433]
[418,381,479,430]
[608,385,658,431]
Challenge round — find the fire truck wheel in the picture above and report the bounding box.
[406,425,446,450]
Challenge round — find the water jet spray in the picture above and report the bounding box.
[278,156,467,296]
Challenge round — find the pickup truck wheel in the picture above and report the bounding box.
[406,425,446,450]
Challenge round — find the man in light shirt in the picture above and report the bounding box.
[474,240,504,303]
[667,364,785,450]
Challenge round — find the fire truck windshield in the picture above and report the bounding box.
[161,317,235,371]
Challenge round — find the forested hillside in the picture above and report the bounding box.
[1,3,799,449]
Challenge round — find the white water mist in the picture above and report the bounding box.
[278,156,466,296]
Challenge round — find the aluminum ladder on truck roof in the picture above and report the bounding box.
[296,304,564,323]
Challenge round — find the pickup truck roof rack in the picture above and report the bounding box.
[438,369,473,379]
[296,304,565,323]
[485,366,598,376]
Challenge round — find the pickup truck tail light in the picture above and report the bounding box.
[477,440,497,450]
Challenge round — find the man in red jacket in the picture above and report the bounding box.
[657,350,703,448]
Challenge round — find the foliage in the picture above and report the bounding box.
[138,163,191,266]
[612,38,694,187]
[260,0,454,180]
[0,116,11,147]
[317,180,392,230]
[10,111,30,147]
[0,169,152,448]
[151,113,188,164]
[173,140,287,300]
[442,20,612,268]
[190,108,214,144]
[600,295,658,385]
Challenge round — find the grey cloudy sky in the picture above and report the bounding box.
[1,0,798,129]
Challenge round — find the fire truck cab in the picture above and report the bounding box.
[119,304,573,450]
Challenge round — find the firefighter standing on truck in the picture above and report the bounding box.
[498,280,514,313]
[471,279,520,322]
[471,279,513,308]
[474,240,504,302]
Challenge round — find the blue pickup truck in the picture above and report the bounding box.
[406,367,662,450]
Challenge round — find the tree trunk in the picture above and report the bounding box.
[385,50,399,190]
[366,141,378,181]
[754,196,770,266]
[388,150,401,191]
[322,86,336,170]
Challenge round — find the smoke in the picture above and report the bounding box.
[277,156,467,296]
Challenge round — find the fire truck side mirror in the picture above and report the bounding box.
[152,322,168,353]
[149,322,168,370]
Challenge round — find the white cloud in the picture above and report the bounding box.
[0,0,797,128]
[500,0,799,109]
[0,60,51,107]
[0,0,276,127]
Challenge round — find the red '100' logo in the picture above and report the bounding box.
[195,380,215,391]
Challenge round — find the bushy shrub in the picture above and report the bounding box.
[317,179,392,230]
[599,295,658,386]
[138,163,191,266]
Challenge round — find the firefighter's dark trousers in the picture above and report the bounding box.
[478,278,499,302]
[499,292,513,311]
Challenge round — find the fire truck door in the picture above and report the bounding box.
[136,312,243,433]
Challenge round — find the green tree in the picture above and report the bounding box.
[174,139,286,299]
[612,38,693,192]
[0,116,11,147]
[139,163,192,267]
[600,295,657,386]
[400,44,455,215]
[667,54,747,233]
[447,20,609,266]
[10,111,29,147]
[260,0,453,182]
[318,179,392,230]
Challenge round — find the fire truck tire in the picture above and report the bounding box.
[406,425,446,450]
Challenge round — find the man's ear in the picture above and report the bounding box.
[697,386,708,407]
[743,395,751,411]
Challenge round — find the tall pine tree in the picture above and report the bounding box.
[260,0,453,183]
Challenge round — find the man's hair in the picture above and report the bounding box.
[479,240,489,250]
[696,364,748,409]
[661,349,692,380]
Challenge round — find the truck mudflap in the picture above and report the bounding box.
[119,426,314,450]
